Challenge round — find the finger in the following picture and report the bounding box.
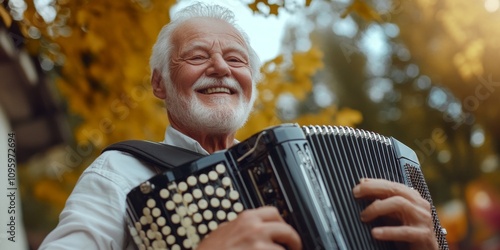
[360,196,430,223]
[371,225,436,245]
[353,178,425,205]
[242,206,284,223]
[264,222,303,250]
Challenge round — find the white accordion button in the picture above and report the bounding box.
[161,226,171,236]
[146,199,156,208]
[165,200,175,211]
[187,176,197,186]
[192,189,203,199]
[159,188,170,199]
[229,190,239,201]
[208,171,218,181]
[199,174,209,184]
[215,163,226,174]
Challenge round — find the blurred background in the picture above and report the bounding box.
[0,0,499,249]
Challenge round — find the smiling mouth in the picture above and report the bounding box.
[198,87,233,94]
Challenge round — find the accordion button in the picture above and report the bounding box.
[129,226,138,236]
[221,199,231,209]
[171,214,181,224]
[177,206,187,217]
[184,193,194,203]
[135,222,142,231]
[147,229,155,240]
[183,238,193,249]
[161,226,171,236]
[198,224,208,234]
[151,240,160,249]
[193,213,203,223]
[203,210,214,220]
[182,217,193,227]
[216,164,226,174]
[199,174,209,184]
[146,199,156,208]
[155,232,162,241]
[133,235,142,245]
[159,189,170,199]
[192,189,203,199]
[142,207,150,216]
[178,182,188,192]
[217,210,226,220]
[229,190,240,201]
[166,235,175,245]
[198,199,208,210]
[173,193,183,204]
[227,212,237,221]
[165,200,176,211]
[188,203,198,214]
[208,221,218,231]
[210,198,220,208]
[139,230,146,239]
[171,244,180,250]
[142,237,150,247]
[216,187,226,197]
[157,217,166,227]
[222,177,232,187]
[187,176,197,186]
[209,171,218,181]
[139,216,148,225]
[152,208,161,218]
[150,223,158,232]
[204,186,215,196]
[233,202,244,213]
[177,226,186,237]
[189,234,200,246]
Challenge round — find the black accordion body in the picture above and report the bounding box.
[126,124,449,250]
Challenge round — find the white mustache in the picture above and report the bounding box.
[192,77,243,93]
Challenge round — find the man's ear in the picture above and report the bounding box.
[151,69,167,99]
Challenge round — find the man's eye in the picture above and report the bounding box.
[191,56,206,60]
[227,57,244,63]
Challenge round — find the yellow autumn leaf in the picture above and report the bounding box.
[0,5,12,28]
[341,0,382,22]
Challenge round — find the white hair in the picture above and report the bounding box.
[149,2,262,84]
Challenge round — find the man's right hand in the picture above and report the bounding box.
[196,206,302,250]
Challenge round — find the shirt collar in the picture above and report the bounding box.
[162,126,239,155]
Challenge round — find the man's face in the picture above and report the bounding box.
[164,17,255,134]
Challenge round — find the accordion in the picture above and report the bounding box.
[126,124,449,250]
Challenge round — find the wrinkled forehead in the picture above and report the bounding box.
[171,17,248,51]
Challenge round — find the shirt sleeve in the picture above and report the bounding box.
[38,151,155,250]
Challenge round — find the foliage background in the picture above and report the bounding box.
[2,0,499,249]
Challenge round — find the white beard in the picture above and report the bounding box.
[165,76,256,134]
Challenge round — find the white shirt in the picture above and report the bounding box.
[39,126,215,250]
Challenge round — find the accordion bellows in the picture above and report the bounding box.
[126,124,449,250]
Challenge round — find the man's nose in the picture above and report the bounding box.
[206,54,231,78]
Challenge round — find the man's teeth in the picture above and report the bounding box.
[203,87,231,94]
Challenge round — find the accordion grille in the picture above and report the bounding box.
[303,125,402,250]
[404,164,450,250]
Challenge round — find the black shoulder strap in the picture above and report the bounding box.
[102,140,204,170]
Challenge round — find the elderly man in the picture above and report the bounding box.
[39,3,438,250]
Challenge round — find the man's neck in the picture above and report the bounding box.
[170,124,236,154]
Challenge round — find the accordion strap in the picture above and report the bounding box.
[102,140,204,170]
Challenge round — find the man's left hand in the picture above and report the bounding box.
[352,178,439,250]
